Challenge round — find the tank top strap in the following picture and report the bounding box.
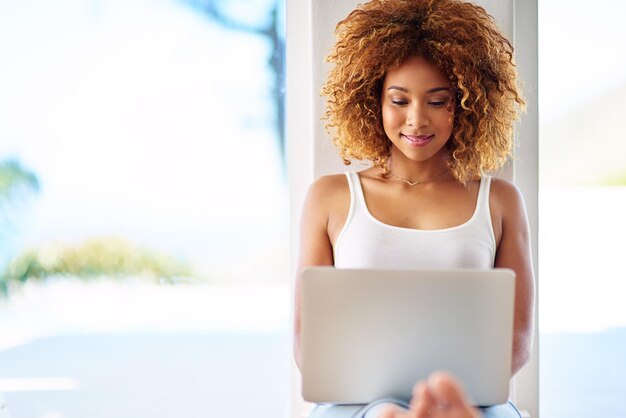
[477,175,492,215]
[476,175,495,246]
[334,172,363,254]
[345,171,367,211]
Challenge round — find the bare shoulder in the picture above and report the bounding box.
[304,173,349,210]
[489,177,529,229]
[307,173,349,197]
[490,177,526,210]
[302,173,353,245]
[302,173,350,216]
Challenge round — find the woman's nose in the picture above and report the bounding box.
[406,103,429,127]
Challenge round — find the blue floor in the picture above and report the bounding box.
[540,327,626,418]
[1,333,291,418]
[2,328,626,418]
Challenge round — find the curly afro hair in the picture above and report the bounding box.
[322,0,525,183]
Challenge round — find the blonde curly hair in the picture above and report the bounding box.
[322,0,525,183]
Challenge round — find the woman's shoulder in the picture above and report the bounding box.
[489,176,524,201]
[309,168,378,197]
[488,176,527,220]
[301,173,353,237]
[303,172,352,211]
[307,173,349,197]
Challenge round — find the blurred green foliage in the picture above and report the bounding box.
[1,237,197,294]
[601,172,626,186]
[0,159,40,199]
[1,158,40,285]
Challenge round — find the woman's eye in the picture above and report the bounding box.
[428,97,451,107]
[391,99,407,105]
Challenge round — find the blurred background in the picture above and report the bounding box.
[0,0,625,417]
[0,0,289,417]
[538,1,626,417]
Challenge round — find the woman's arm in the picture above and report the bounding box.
[294,176,346,370]
[491,179,536,376]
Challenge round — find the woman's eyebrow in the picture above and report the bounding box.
[386,85,409,92]
[427,87,450,93]
[386,86,451,93]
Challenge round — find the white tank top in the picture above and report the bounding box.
[334,172,496,269]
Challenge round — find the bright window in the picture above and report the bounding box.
[539,1,626,416]
[0,1,289,417]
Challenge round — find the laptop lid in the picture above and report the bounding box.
[299,267,515,406]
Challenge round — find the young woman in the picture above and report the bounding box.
[294,1,535,417]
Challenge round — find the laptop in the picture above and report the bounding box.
[299,267,515,406]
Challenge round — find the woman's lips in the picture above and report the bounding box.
[402,134,434,147]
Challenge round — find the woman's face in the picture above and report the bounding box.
[381,55,454,164]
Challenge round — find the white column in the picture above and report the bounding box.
[286,0,314,416]
[511,1,539,417]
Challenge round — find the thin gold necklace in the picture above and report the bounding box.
[387,167,450,186]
